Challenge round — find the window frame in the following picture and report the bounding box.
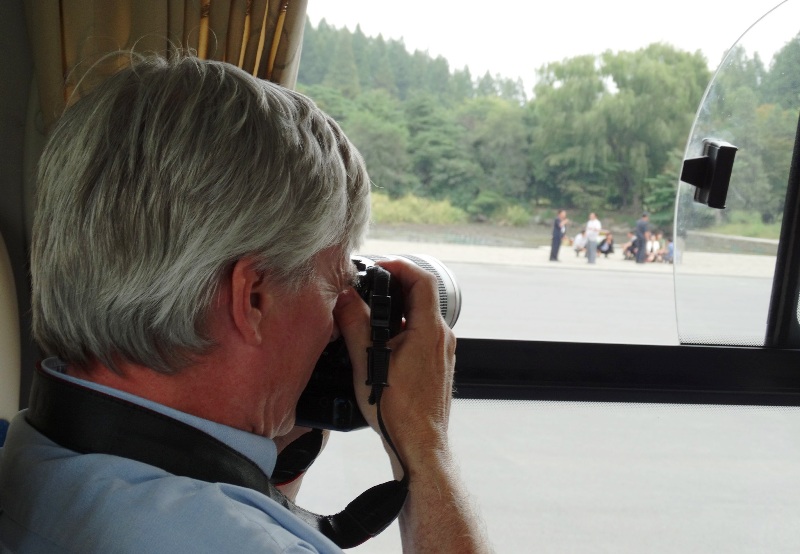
[453,339,800,406]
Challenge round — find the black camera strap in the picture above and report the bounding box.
[25,365,407,549]
[363,267,410,488]
[270,428,325,485]
[366,266,393,405]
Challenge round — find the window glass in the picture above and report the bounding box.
[675,0,799,346]
[300,401,800,553]
[297,3,800,553]
[303,1,793,346]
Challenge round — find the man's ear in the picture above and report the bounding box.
[230,258,271,345]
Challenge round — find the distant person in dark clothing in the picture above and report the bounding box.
[622,231,637,260]
[635,213,651,264]
[598,232,615,257]
[549,209,569,261]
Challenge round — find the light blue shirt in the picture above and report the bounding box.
[0,359,343,553]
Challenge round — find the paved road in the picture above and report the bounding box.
[448,261,680,344]
[361,239,778,346]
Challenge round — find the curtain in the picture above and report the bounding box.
[23,0,308,130]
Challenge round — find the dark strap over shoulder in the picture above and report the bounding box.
[25,366,407,549]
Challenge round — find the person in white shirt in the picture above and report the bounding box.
[573,229,587,257]
[584,213,603,264]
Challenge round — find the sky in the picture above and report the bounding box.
[306,0,797,92]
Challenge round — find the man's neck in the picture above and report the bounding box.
[66,350,274,437]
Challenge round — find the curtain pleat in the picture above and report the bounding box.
[225,0,248,69]
[23,0,308,130]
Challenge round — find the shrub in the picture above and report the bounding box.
[371,192,468,224]
[466,190,507,220]
[496,204,531,226]
[712,210,781,239]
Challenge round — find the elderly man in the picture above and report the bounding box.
[0,55,489,553]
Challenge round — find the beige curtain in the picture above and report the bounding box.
[23,0,308,130]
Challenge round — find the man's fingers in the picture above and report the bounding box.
[333,288,371,363]
[375,259,441,327]
[333,287,376,424]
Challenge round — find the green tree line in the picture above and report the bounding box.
[298,19,800,229]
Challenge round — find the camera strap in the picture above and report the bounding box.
[25,365,407,549]
[363,266,410,517]
[270,427,325,485]
[366,266,393,405]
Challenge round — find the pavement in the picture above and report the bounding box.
[361,238,778,278]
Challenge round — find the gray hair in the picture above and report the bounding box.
[31,55,371,373]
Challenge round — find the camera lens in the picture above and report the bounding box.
[355,254,461,329]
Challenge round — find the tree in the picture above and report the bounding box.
[712,88,794,221]
[298,19,717,219]
[755,103,797,219]
[425,56,453,101]
[350,25,373,89]
[687,43,794,226]
[404,94,483,207]
[369,35,398,95]
[346,90,417,196]
[475,71,497,97]
[385,38,414,99]
[706,44,767,117]
[497,77,527,104]
[644,148,683,232]
[599,44,710,211]
[761,33,800,110]
[296,84,357,124]
[450,67,474,103]
[457,97,531,203]
[322,31,361,97]
[298,18,338,86]
[529,55,614,210]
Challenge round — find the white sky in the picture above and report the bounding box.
[306,1,797,92]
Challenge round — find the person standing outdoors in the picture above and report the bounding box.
[550,209,569,261]
[585,212,603,264]
[635,213,651,264]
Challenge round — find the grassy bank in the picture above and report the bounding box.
[368,193,782,251]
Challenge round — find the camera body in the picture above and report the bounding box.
[295,254,461,431]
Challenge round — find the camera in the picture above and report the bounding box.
[295,254,461,431]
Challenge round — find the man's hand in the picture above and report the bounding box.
[333,258,455,467]
[334,258,491,553]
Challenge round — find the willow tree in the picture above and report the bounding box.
[598,44,710,211]
[529,55,614,211]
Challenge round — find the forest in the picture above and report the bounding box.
[297,19,800,232]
